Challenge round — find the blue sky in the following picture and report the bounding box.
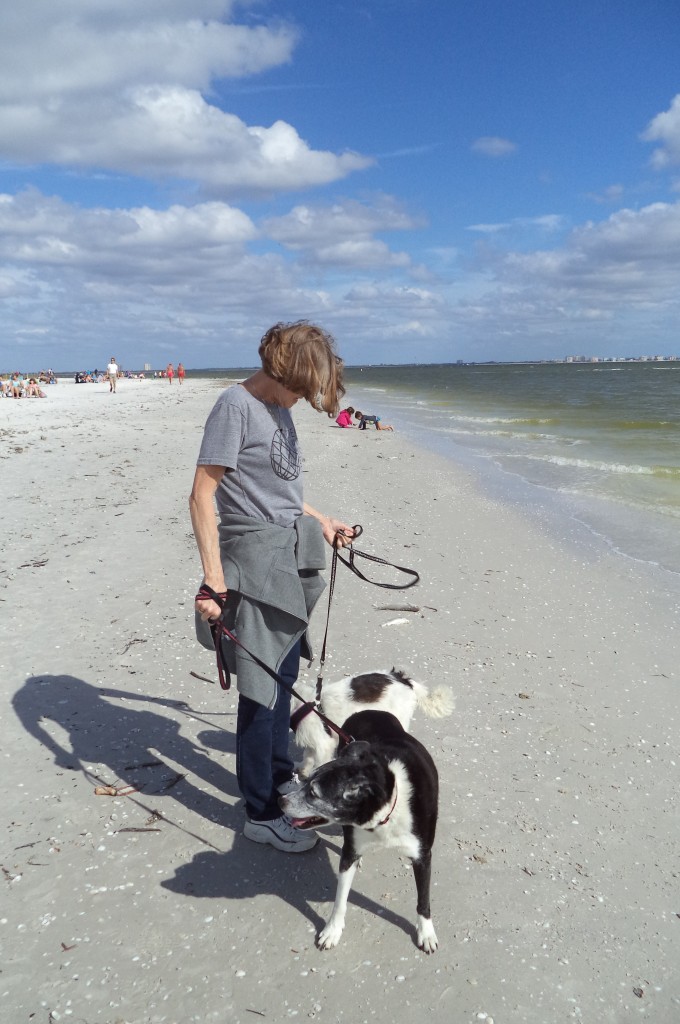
[2,0,680,369]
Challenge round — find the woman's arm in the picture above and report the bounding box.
[303,502,356,548]
[190,464,228,621]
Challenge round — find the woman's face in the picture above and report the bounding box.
[276,382,304,408]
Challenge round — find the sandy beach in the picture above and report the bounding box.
[2,377,679,1024]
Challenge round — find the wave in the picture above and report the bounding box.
[504,452,680,478]
[612,420,677,430]
[448,414,558,426]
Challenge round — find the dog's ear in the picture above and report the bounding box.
[341,740,372,761]
[342,778,376,801]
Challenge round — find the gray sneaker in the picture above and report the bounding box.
[244,815,319,853]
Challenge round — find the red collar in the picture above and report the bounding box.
[369,783,398,830]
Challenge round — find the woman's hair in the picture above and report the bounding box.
[259,321,345,415]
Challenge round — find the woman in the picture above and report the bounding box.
[190,322,356,853]
[25,377,46,398]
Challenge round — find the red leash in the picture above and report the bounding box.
[195,583,355,745]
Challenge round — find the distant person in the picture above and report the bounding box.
[25,378,46,398]
[166,363,174,383]
[177,362,185,385]
[354,410,394,431]
[107,357,119,393]
[335,405,355,427]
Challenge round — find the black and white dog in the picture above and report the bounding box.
[291,668,453,778]
[280,709,440,953]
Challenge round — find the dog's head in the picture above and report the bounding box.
[280,741,394,830]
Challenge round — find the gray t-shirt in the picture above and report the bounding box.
[197,384,303,527]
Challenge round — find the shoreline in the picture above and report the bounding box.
[342,378,680,582]
[2,377,679,1022]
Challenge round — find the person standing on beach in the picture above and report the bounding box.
[166,363,174,383]
[190,321,356,853]
[177,362,185,385]
[106,357,118,393]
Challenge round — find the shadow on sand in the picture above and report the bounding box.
[13,673,239,828]
[13,673,415,944]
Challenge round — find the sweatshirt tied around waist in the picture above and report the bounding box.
[195,514,327,708]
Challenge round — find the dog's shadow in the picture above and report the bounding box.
[161,833,416,945]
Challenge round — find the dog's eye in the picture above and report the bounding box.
[309,784,320,799]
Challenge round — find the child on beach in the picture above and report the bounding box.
[354,410,394,431]
[335,405,354,427]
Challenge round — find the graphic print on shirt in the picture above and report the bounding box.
[270,423,301,481]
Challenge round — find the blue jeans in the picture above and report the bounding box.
[235,640,300,821]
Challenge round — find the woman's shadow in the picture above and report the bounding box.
[13,673,241,832]
[13,673,414,942]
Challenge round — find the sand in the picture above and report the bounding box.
[1,377,679,1024]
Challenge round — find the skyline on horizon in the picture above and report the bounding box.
[1,1,680,370]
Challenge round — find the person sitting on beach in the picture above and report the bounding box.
[354,410,394,431]
[335,405,355,427]
[10,373,25,398]
[25,378,46,398]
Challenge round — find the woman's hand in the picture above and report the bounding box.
[303,503,356,548]
[195,596,225,622]
[321,518,356,548]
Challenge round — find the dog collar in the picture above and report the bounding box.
[368,783,398,830]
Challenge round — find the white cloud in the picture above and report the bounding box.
[585,184,625,204]
[466,200,680,339]
[471,136,518,157]
[265,197,421,266]
[0,3,294,102]
[642,94,680,168]
[466,221,512,234]
[0,190,257,274]
[467,214,564,234]
[0,3,372,194]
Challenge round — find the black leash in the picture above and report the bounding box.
[314,523,419,696]
[195,524,420,743]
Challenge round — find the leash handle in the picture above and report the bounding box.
[195,583,227,610]
[335,526,420,590]
[196,584,230,689]
[316,523,419,694]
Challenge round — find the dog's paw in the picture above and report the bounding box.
[416,916,438,954]
[317,919,344,950]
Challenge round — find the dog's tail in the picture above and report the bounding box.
[414,682,455,718]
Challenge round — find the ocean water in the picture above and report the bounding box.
[342,362,680,577]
